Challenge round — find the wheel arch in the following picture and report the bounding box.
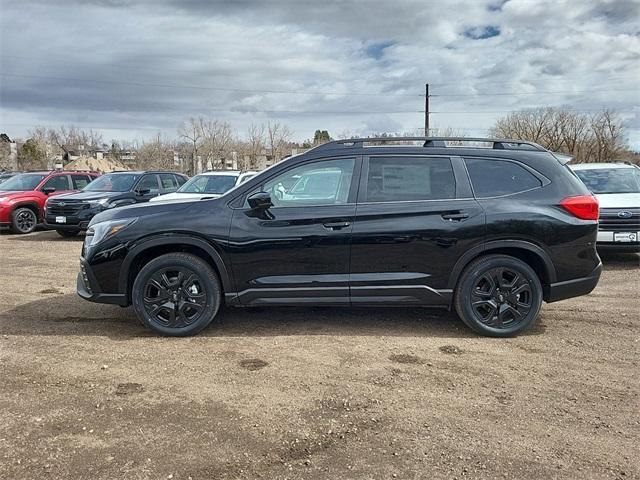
[119,235,233,304]
[448,240,557,292]
[12,201,41,220]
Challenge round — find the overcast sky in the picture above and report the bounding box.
[1,0,639,147]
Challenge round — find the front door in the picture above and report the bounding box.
[350,154,485,306]
[228,157,359,305]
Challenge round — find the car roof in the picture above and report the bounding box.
[106,170,185,175]
[198,170,241,176]
[570,163,638,170]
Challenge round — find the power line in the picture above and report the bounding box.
[431,89,640,97]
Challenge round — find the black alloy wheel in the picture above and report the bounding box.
[11,207,37,234]
[132,253,221,336]
[455,255,542,337]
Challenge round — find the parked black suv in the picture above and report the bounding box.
[45,171,187,236]
[77,137,602,337]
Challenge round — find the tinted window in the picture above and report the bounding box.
[137,174,160,193]
[465,158,541,197]
[71,174,91,189]
[42,175,70,191]
[175,175,187,186]
[250,158,355,207]
[574,168,640,194]
[365,156,455,202]
[160,173,178,191]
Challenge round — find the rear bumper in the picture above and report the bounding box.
[544,262,602,303]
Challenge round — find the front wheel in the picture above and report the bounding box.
[10,207,38,234]
[131,253,221,336]
[454,255,543,337]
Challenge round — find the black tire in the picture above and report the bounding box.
[10,207,38,234]
[454,254,543,337]
[56,229,80,237]
[131,253,221,336]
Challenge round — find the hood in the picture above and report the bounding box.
[0,191,30,201]
[595,193,640,209]
[48,190,124,202]
[150,192,222,203]
[89,196,214,226]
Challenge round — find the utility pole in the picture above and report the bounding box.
[424,83,430,137]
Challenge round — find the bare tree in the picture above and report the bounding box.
[267,121,293,163]
[240,123,267,169]
[135,134,176,171]
[200,120,235,170]
[179,117,205,175]
[490,107,629,163]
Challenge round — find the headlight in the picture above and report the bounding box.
[88,198,111,208]
[85,218,137,246]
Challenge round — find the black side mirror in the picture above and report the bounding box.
[247,191,273,210]
[42,187,56,195]
[136,188,151,196]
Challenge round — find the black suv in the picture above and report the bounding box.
[77,137,602,337]
[45,171,187,236]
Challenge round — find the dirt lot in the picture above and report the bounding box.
[0,230,638,480]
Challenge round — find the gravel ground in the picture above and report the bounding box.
[0,230,638,480]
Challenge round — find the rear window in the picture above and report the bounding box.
[465,158,542,198]
[365,156,455,202]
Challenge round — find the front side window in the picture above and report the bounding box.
[0,173,46,191]
[137,174,160,193]
[465,158,542,198]
[83,173,141,192]
[42,175,70,192]
[251,158,355,207]
[365,156,455,202]
[573,168,640,194]
[178,174,238,194]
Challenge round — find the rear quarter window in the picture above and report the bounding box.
[465,158,542,198]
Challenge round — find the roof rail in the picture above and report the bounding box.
[312,136,547,153]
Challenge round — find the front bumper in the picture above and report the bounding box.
[596,230,640,252]
[544,262,602,303]
[44,219,91,231]
[77,258,128,306]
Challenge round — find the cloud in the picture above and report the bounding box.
[0,0,638,147]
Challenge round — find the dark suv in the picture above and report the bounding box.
[45,170,187,236]
[77,137,602,337]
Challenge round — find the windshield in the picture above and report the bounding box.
[574,168,640,194]
[0,173,46,191]
[178,174,238,194]
[83,173,140,192]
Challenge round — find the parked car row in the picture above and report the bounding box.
[0,169,259,235]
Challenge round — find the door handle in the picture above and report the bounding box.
[323,221,351,230]
[441,212,469,221]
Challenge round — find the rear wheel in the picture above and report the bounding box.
[454,255,542,337]
[56,229,80,237]
[131,253,221,336]
[10,207,37,234]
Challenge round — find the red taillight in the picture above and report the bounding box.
[560,195,599,220]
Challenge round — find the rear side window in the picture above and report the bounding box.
[71,174,91,189]
[160,173,178,191]
[365,156,455,202]
[465,158,541,197]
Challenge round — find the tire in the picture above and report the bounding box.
[131,253,221,336]
[56,229,80,237]
[454,254,543,337]
[10,207,38,234]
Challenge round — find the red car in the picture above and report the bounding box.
[0,171,100,234]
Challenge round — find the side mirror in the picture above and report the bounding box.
[136,188,151,196]
[42,187,56,195]
[247,191,273,210]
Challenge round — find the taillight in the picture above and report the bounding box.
[560,195,599,220]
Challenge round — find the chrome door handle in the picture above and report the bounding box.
[441,212,469,221]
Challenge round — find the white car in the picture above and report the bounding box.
[150,170,258,203]
[570,163,640,252]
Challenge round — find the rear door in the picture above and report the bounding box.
[227,157,360,305]
[350,155,485,306]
